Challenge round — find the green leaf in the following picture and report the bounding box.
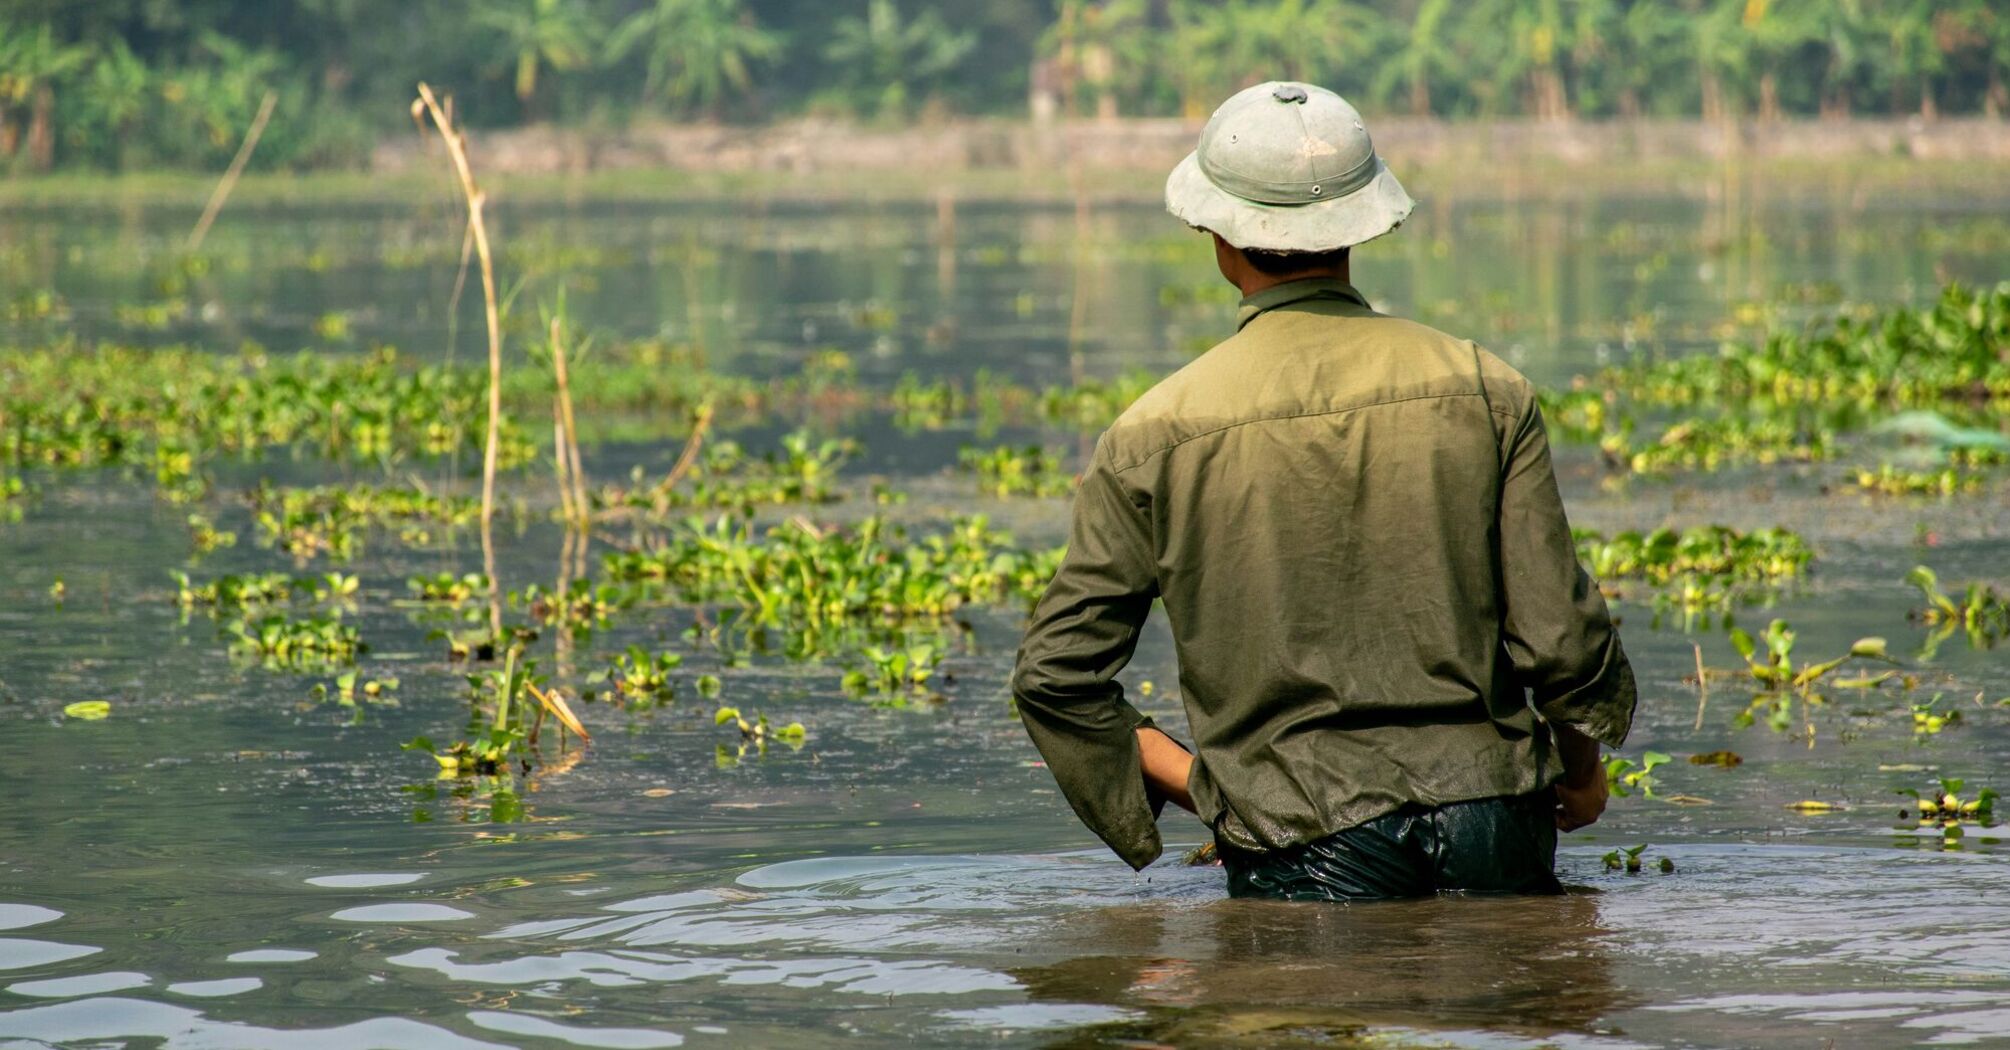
[1729,627,1756,662]
[62,700,111,721]
[714,706,740,726]
[400,735,437,754]
[697,674,722,699]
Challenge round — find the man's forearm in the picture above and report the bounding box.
[1553,721,1602,785]
[1137,727,1196,813]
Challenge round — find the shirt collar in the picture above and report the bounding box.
[1234,277,1371,331]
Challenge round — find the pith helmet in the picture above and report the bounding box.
[1166,81,1414,253]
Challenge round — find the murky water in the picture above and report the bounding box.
[3,174,2008,1048]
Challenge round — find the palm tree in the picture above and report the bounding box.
[1040,0,1153,120]
[1169,0,1383,113]
[80,38,150,168]
[1605,0,1690,118]
[606,0,780,118]
[476,0,599,119]
[0,21,91,170]
[1373,0,1457,117]
[824,0,975,121]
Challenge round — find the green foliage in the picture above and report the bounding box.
[225,611,363,671]
[1561,282,2010,477]
[713,705,807,765]
[1727,620,1900,740]
[602,513,1061,625]
[1605,750,1671,798]
[959,444,1074,498]
[590,645,684,705]
[822,0,975,120]
[841,643,940,705]
[1907,566,2009,655]
[606,0,781,116]
[6,1,2010,170]
[1575,524,1811,615]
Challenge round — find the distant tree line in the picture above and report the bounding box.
[0,0,2005,171]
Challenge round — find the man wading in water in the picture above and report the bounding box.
[1013,82,1637,900]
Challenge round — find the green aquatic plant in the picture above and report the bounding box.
[0,472,25,520]
[185,512,237,554]
[841,643,940,705]
[407,571,491,605]
[1908,695,1960,739]
[1558,282,2010,476]
[1900,778,1999,847]
[1600,844,1671,874]
[1907,566,2009,654]
[171,570,291,610]
[405,643,586,780]
[589,645,683,706]
[517,579,623,635]
[252,483,480,561]
[1849,464,1984,497]
[959,444,1074,498]
[1576,524,1812,584]
[596,430,854,516]
[312,671,399,708]
[713,706,806,767]
[225,611,363,671]
[1604,751,1671,799]
[602,514,1061,625]
[1576,525,1812,613]
[1728,621,1898,743]
[0,344,525,478]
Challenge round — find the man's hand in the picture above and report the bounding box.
[1137,727,1196,814]
[1555,765,1608,831]
[1552,722,1608,832]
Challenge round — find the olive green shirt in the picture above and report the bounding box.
[1012,278,1636,870]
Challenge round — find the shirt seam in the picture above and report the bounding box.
[1109,390,1517,476]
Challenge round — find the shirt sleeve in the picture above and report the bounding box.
[1497,398,1638,747]
[1011,437,1166,871]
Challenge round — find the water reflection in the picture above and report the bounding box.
[1013,892,1628,1046]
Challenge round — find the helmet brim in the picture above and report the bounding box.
[1165,150,1416,253]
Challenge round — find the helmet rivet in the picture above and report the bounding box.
[1310,185,1322,195]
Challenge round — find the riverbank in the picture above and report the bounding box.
[5,117,2010,211]
[367,115,2010,178]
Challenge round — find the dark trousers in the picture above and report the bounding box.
[1221,791,1563,901]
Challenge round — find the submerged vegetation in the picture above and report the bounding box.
[1550,282,2010,482]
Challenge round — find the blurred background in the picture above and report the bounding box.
[0,0,2006,173]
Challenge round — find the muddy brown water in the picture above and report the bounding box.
[1,179,2007,1048]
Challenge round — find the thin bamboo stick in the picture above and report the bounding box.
[549,317,589,528]
[1692,642,1709,731]
[413,82,505,639]
[187,90,278,253]
[648,402,715,500]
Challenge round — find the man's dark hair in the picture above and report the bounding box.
[1241,246,1350,276]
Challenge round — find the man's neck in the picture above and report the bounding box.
[1233,264,1351,299]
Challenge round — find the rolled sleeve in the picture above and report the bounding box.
[1011,438,1164,870]
[1497,400,1638,747]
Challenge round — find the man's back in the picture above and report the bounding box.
[1013,279,1634,870]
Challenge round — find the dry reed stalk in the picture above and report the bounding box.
[413,82,505,638]
[527,681,591,743]
[1692,642,1709,731]
[647,402,715,500]
[549,317,590,527]
[552,407,576,524]
[187,90,278,253]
